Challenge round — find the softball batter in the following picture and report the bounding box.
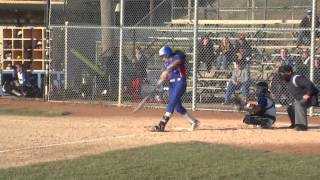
[152,46,199,132]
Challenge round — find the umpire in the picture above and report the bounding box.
[278,65,319,131]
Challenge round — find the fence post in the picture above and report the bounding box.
[188,0,192,20]
[118,0,124,106]
[192,0,199,111]
[309,0,317,116]
[45,0,51,101]
[171,0,174,21]
[64,21,68,90]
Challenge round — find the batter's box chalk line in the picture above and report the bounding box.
[144,125,194,132]
[0,134,138,154]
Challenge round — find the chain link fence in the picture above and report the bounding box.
[49,26,120,103]
[48,0,320,115]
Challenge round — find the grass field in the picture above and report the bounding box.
[0,107,68,117]
[1,142,320,180]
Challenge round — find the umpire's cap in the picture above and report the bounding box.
[278,65,293,73]
[307,9,312,15]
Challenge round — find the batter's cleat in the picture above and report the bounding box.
[191,120,200,131]
[150,125,165,132]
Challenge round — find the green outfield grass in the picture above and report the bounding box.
[0,142,320,180]
[0,107,69,117]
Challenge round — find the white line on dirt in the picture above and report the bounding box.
[1,123,319,154]
[0,134,137,154]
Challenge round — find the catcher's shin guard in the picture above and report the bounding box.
[243,115,263,126]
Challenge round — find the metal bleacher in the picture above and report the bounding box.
[128,0,317,104]
[142,15,320,103]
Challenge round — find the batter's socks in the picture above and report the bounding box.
[159,115,170,130]
[152,115,170,132]
[183,112,199,130]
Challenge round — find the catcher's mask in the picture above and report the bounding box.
[256,81,268,96]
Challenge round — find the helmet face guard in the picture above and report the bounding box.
[159,46,173,57]
[256,86,267,96]
[256,81,268,96]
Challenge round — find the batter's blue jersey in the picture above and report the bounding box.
[163,54,187,80]
[164,53,188,114]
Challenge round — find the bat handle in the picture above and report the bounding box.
[156,79,163,86]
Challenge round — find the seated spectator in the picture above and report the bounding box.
[198,34,215,73]
[279,48,294,66]
[294,48,310,77]
[215,36,234,70]
[223,56,249,105]
[294,48,320,85]
[296,9,320,47]
[243,81,276,129]
[234,35,252,83]
[270,48,294,106]
[234,34,252,65]
[9,64,28,97]
[3,64,41,97]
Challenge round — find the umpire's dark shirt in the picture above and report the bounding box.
[288,74,318,101]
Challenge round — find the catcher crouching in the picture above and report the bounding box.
[243,81,276,129]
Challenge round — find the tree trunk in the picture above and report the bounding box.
[100,1,114,57]
[149,0,155,26]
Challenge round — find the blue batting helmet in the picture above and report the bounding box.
[159,46,173,57]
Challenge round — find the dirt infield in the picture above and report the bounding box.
[0,98,320,169]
